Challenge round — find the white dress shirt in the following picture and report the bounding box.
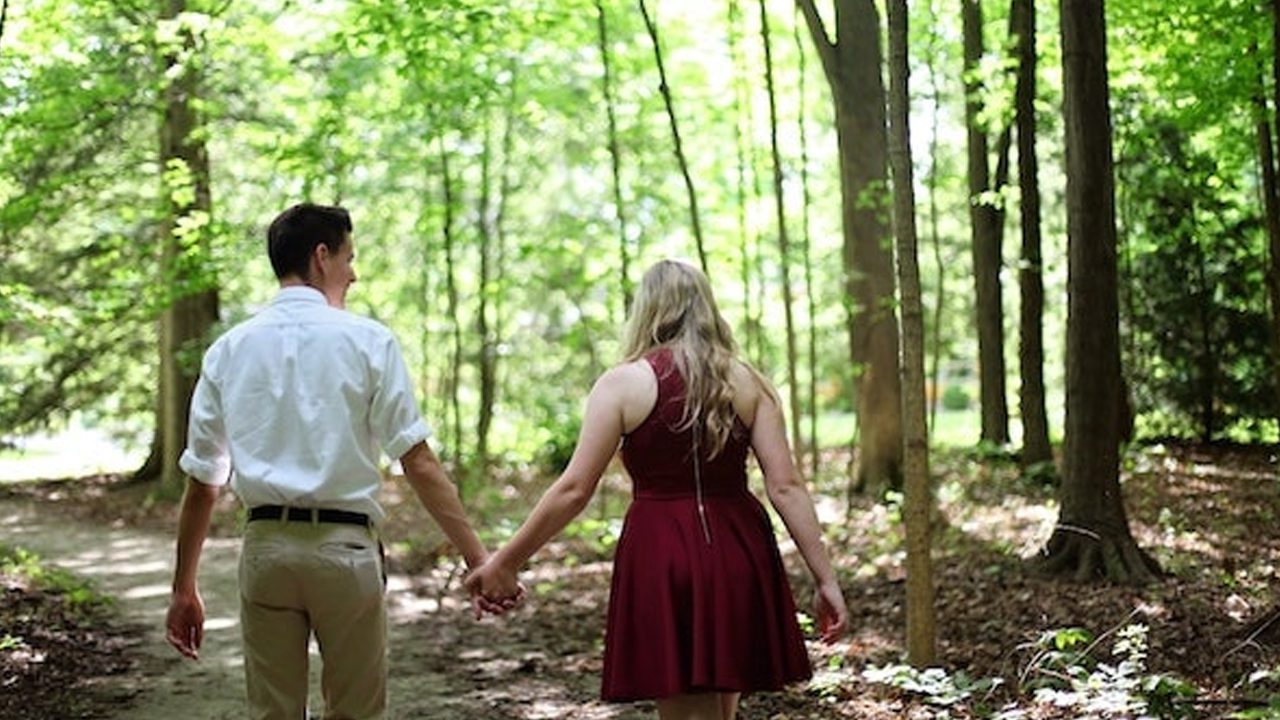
[179,286,431,525]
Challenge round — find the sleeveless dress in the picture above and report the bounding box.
[600,348,812,701]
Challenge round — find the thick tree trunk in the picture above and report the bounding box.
[139,0,219,488]
[798,0,903,494]
[887,0,936,667]
[1267,2,1280,425]
[1013,0,1053,468]
[963,0,1010,445]
[1033,0,1159,585]
[759,0,804,456]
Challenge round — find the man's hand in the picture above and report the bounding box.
[166,588,205,660]
[463,557,525,620]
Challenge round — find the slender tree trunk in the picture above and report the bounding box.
[759,0,804,456]
[1192,226,1217,443]
[728,0,757,362]
[492,71,517,467]
[1033,0,1159,585]
[597,0,633,319]
[638,0,708,273]
[924,0,946,435]
[0,0,9,47]
[797,0,903,494]
[476,114,496,471]
[795,13,820,479]
[963,0,1010,445]
[1013,0,1053,467]
[438,136,464,468]
[139,0,219,488]
[887,0,936,667]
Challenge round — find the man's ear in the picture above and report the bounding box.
[310,242,330,277]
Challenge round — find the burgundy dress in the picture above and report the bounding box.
[601,348,811,702]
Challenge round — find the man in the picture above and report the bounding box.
[165,203,500,719]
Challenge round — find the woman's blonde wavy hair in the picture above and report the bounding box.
[622,259,773,458]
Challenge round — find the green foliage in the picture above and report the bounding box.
[941,384,971,411]
[0,545,113,616]
[862,664,1003,709]
[1116,104,1273,442]
[1020,623,1199,719]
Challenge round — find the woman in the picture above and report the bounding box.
[467,259,848,720]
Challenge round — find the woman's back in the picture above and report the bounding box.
[620,348,751,499]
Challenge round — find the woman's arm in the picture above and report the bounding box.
[466,365,636,600]
[750,386,849,641]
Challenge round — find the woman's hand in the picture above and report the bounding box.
[463,556,526,619]
[814,578,849,643]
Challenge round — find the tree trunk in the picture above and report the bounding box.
[1033,0,1159,585]
[638,0,707,274]
[139,0,220,489]
[795,13,821,480]
[596,0,633,320]
[728,0,758,363]
[1013,0,1053,468]
[438,136,464,469]
[476,113,496,471]
[758,0,804,457]
[963,0,1010,445]
[887,0,937,667]
[797,0,903,495]
[1267,2,1280,425]
[924,0,946,435]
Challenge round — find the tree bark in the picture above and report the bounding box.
[1013,0,1053,467]
[438,136,464,470]
[795,13,820,480]
[728,0,758,363]
[476,113,496,471]
[638,0,708,274]
[139,0,220,488]
[596,0,633,320]
[1267,2,1280,426]
[1032,0,1159,585]
[887,0,937,667]
[797,0,903,494]
[963,0,1010,446]
[758,0,804,458]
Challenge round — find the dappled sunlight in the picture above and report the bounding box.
[120,582,171,600]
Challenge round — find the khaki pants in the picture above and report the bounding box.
[238,520,386,720]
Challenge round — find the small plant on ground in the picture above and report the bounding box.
[1019,622,1199,719]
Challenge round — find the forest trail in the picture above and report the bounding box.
[0,495,649,720]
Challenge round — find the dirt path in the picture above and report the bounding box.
[0,497,652,720]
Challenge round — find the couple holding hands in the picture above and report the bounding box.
[166,203,848,720]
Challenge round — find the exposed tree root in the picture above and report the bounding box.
[1028,527,1162,585]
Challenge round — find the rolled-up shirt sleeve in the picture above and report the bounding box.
[179,365,232,486]
[370,334,432,460]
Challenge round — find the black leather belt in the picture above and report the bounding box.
[248,505,370,527]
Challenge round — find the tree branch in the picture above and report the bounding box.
[794,0,838,83]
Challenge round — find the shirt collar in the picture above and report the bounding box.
[273,286,328,306]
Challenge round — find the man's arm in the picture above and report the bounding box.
[166,478,220,660]
[399,441,488,570]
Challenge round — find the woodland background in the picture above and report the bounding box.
[3,0,1280,718]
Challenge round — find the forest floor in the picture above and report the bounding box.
[2,442,1280,719]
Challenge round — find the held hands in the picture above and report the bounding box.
[464,555,526,620]
[165,588,205,660]
[814,578,850,643]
